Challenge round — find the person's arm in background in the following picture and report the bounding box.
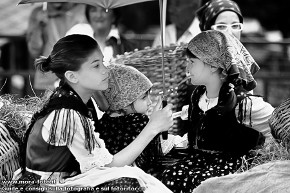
[236,96,274,140]
[151,31,161,48]
[26,6,47,58]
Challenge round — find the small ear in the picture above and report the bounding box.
[64,71,78,84]
[210,66,218,73]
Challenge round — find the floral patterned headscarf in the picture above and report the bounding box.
[197,0,243,31]
[103,64,153,111]
[187,30,260,91]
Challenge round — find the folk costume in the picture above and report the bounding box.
[157,31,273,192]
[14,83,172,193]
[98,64,164,176]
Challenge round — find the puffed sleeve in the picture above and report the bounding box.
[235,96,274,139]
[42,109,113,173]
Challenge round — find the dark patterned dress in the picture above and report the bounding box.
[97,113,163,176]
[157,84,265,193]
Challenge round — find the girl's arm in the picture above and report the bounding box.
[43,99,173,171]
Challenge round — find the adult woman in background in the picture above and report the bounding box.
[66,4,136,64]
[27,2,86,95]
[197,0,243,40]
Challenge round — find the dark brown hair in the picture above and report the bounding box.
[35,34,100,82]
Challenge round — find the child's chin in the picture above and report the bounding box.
[99,84,109,91]
[190,80,198,85]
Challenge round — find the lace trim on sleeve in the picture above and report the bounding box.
[80,148,113,173]
[79,133,113,172]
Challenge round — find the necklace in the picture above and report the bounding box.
[199,92,218,112]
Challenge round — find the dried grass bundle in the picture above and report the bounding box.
[0,94,44,140]
[237,137,290,173]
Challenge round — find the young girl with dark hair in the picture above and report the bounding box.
[14,34,173,193]
[157,30,273,192]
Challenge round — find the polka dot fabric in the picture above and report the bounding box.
[158,149,242,192]
[98,113,163,175]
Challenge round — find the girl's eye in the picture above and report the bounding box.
[142,94,148,99]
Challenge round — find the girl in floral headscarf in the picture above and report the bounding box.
[157,30,274,192]
[97,64,165,177]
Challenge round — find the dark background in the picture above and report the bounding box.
[117,0,290,38]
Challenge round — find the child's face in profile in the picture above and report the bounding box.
[75,49,109,91]
[186,57,211,85]
[133,92,152,114]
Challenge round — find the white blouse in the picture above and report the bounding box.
[42,109,113,173]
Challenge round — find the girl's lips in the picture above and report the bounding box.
[92,18,106,23]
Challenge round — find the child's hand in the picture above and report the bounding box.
[148,97,174,134]
[172,105,189,120]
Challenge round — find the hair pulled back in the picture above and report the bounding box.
[35,34,100,81]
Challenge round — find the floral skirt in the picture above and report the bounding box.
[157,148,242,193]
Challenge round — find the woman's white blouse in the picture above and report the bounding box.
[42,109,113,173]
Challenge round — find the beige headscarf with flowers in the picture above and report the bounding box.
[103,64,153,111]
[187,30,259,91]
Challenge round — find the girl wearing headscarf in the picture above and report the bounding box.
[197,0,244,40]
[97,64,164,176]
[157,30,274,192]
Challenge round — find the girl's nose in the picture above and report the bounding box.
[226,27,234,35]
[102,66,108,75]
[147,96,152,105]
